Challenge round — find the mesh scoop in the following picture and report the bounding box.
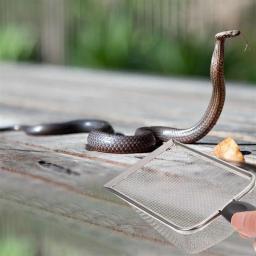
[105,140,256,254]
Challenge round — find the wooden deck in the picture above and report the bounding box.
[0,63,256,255]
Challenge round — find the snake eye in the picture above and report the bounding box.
[230,30,240,37]
[215,30,240,40]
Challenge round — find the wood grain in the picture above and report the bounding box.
[0,63,255,255]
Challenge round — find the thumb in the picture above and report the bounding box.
[231,211,256,238]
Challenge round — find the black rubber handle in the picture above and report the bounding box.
[221,201,256,223]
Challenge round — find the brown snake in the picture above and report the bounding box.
[0,30,240,153]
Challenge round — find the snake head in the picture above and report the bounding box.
[215,30,240,40]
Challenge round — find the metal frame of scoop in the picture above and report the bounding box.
[105,139,256,235]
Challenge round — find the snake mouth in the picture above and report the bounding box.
[215,30,240,40]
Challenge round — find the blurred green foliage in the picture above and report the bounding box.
[70,0,213,77]
[70,0,256,84]
[0,0,255,83]
[70,1,256,82]
[0,26,36,61]
[0,238,34,256]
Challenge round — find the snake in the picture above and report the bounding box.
[0,30,240,154]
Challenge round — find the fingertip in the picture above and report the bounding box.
[231,211,256,238]
[239,232,249,239]
[231,212,246,230]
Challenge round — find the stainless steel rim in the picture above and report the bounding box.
[105,139,256,234]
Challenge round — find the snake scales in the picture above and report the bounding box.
[0,30,240,153]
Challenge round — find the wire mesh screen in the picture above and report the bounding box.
[134,206,233,254]
[107,141,252,228]
[105,140,255,253]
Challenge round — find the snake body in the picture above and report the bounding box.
[1,30,240,153]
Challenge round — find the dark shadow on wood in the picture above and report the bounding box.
[196,142,256,146]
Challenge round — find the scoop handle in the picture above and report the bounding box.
[221,200,256,253]
[221,201,256,223]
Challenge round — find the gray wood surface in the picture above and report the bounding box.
[0,63,255,256]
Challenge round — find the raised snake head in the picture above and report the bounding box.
[215,30,240,40]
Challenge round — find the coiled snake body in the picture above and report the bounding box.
[0,30,240,153]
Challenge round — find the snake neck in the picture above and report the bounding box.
[152,38,226,143]
[186,38,226,140]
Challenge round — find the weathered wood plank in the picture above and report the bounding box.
[0,64,256,255]
[0,139,254,256]
[0,199,176,256]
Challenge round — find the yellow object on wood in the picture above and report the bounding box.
[213,137,245,163]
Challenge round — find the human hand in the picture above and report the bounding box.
[231,211,256,238]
